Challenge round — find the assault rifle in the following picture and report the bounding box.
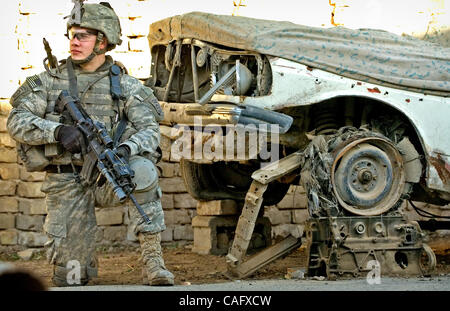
[56,90,151,225]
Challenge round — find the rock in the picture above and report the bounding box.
[17,249,36,261]
[312,276,326,281]
[285,267,305,280]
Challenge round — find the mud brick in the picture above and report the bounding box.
[19,198,46,215]
[160,226,174,242]
[160,125,180,140]
[192,215,271,255]
[174,163,181,177]
[161,193,174,210]
[187,209,197,220]
[0,100,12,116]
[196,200,239,216]
[0,163,20,179]
[174,193,197,209]
[0,133,16,148]
[175,209,193,224]
[95,227,104,243]
[192,216,237,254]
[19,167,46,181]
[0,180,16,196]
[287,185,306,194]
[161,149,171,162]
[0,146,18,163]
[163,210,176,225]
[293,193,308,209]
[18,231,48,247]
[157,162,176,178]
[16,214,44,231]
[123,206,130,225]
[0,197,19,213]
[164,209,190,225]
[272,224,304,239]
[264,206,291,225]
[0,116,7,132]
[173,225,193,241]
[17,181,45,198]
[0,229,18,245]
[0,214,15,229]
[95,207,123,226]
[103,226,127,242]
[277,193,308,209]
[292,209,309,224]
[159,135,173,160]
[159,177,186,193]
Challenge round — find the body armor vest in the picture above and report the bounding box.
[44,59,124,166]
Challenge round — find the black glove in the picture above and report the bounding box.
[115,145,131,163]
[55,125,84,154]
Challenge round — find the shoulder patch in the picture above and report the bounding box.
[25,75,43,90]
[134,87,164,121]
[10,83,32,108]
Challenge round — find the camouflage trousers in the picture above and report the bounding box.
[41,158,165,283]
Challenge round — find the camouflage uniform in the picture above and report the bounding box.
[7,3,173,286]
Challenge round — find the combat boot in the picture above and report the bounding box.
[139,232,174,286]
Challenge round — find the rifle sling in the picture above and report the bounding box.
[66,57,79,100]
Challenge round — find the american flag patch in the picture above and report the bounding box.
[25,75,43,89]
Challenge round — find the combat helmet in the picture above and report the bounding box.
[66,1,122,64]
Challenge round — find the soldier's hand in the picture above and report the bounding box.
[115,145,131,163]
[55,125,84,154]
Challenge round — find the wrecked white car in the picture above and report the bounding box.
[146,12,450,277]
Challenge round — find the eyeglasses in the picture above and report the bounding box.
[66,30,97,42]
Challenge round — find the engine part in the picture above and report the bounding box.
[331,135,406,216]
[306,216,436,278]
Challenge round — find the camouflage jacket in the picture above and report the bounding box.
[7,56,163,166]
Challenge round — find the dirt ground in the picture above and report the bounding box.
[1,240,450,288]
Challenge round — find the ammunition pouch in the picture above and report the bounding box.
[17,113,65,172]
[17,142,51,172]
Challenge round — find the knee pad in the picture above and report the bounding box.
[129,156,162,204]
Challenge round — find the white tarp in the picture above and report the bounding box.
[148,12,449,96]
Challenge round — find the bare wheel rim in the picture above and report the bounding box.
[331,137,405,216]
